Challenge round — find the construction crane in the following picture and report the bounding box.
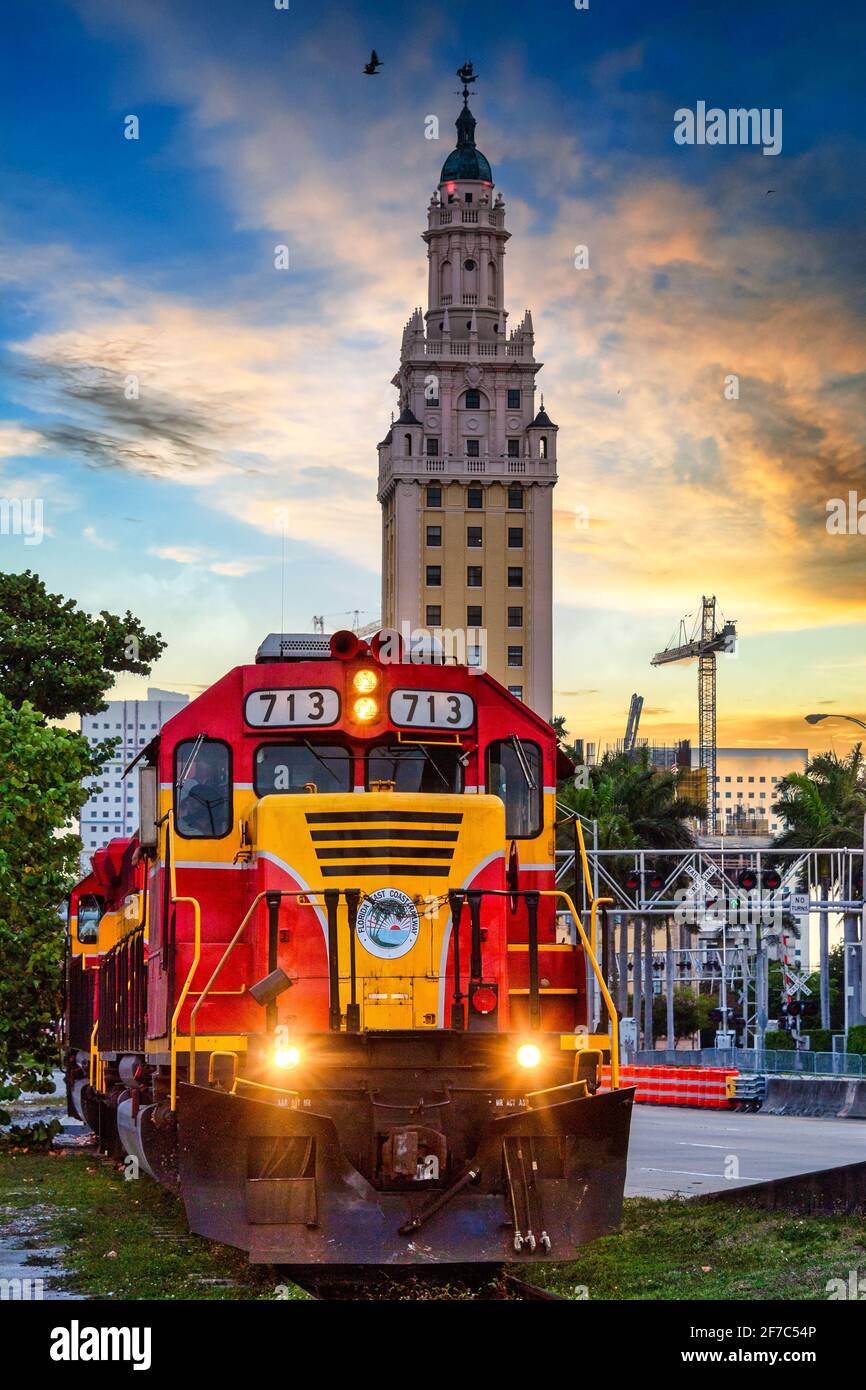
[650,597,736,832]
[623,693,644,753]
[310,610,381,636]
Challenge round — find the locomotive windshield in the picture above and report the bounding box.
[366,743,464,793]
[255,743,352,795]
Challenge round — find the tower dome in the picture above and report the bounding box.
[440,100,493,183]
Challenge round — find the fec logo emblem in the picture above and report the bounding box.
[356,888,420,960]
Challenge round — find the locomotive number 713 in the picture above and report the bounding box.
[244,688,340,727]
[389,688,475,730]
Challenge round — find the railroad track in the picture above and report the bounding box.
[289,1265,566,1301]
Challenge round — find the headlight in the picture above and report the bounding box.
[353,668,378,694]
[516,1043,542,1069]
[274,1045,301,1069]
[353,696,378,722]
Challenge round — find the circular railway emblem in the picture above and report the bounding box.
[356,888,420,960]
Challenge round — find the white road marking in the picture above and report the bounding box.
[640,1167,752,1181]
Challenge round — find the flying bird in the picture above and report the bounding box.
[363,49,383,75]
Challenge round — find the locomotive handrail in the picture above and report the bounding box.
[538,889,620,1090]
[188,889,272,1088]
[164,810,202,1110]
[188,888,328,1088]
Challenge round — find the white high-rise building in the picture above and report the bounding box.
[79,687,188,868]
[377,66,558,718]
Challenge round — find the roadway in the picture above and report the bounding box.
[627,1106,866,1198]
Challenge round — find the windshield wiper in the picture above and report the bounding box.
[509,735,537,790]
[303,740,340,788]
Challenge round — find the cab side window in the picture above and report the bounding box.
[486,739,541,838]
[77,893,103,944]
[174,739,232,838]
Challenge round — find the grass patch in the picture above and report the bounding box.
[2,1149,863,1300]
[535,1198,866,1301]
[0,1149,308,1300]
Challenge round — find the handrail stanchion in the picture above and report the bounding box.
[539,889,620,1090]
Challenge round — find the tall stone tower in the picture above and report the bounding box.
[378,65,557,718]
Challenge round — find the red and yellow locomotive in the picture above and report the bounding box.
[64,631,632,1266]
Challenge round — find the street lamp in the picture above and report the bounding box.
[805,713,866,732]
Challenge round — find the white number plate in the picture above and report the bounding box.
[390,688,475,730]
[245,688,339,728]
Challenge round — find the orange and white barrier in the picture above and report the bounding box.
[600,1064,737,1109]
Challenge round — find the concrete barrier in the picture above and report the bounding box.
[837,1079,866,1119]
[761,1075,865,1118]
[692,1158,866,1215]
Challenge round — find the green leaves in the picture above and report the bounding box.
[0,570,166,720]
[0,695,103,1100]
[772,744,866,867]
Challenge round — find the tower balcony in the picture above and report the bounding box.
[412,339,534,361]
[427,206,506,230]
[377,451,557,495]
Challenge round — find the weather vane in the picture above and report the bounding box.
[456,61,478,104]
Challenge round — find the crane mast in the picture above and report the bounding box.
[651,596,737,833]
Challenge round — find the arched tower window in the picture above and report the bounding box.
[440,259,453,302]
[488,260,497,301]
[404,433,413,457]
[463,257,478,297]
[539,436,548,459]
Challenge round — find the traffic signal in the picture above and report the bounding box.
[648,868,664,892]
[737,868,758,891]
[762,867,782,890]
[625,870,640,892]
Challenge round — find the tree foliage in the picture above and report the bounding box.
[557,748,703,873]
[652,987,715,1042]
[0,696,115,1112]
[0,570,166,720]
[772,745,866,866]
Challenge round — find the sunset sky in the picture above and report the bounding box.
[1,0,864,756]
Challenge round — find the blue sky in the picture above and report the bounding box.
[1,0,865,747]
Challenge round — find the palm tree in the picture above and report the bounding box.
[772,746,866,1029]
[558,749,704,1046]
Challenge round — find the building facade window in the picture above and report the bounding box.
[426,605,441,626]
[507,645,523,667]
[539,436,548,459]
[507,389,521,409]
[426,484,442,507]
[467,566,482,587]
[467,485,483,509]
[467,605,482,625]
[507,439,520,457]
[426,437,439,456]
[426,525,442,546]
[507,484,523,509]
[508,685,524,700]
[508,527,524,548]
[426,565,441,586]
[507,566,523,587]
[507,606,523,627]
[465,389,481,409]
[466,438,480,457]
[467,526,482,547]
